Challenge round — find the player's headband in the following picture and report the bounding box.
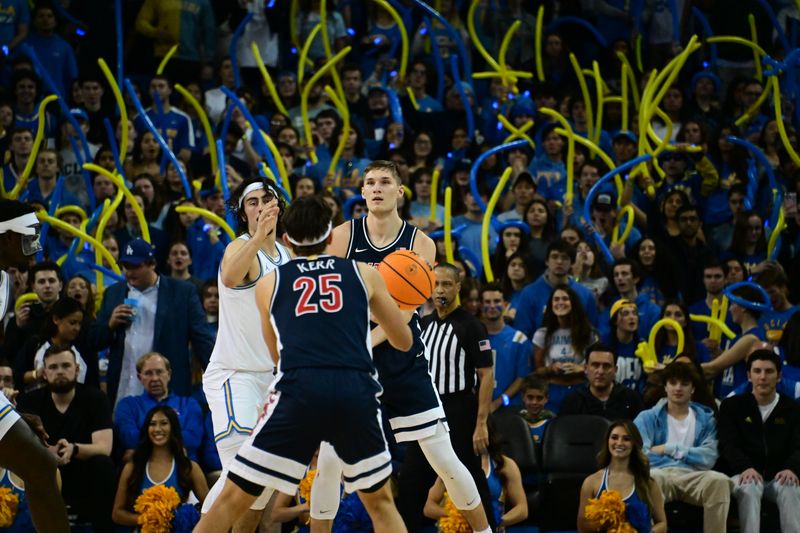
[237,182,278,209]
[0,213,39,235]
[285,222,333,247]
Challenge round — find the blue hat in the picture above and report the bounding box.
[591,193,616,211]
[690,70,721,92]
[120,238,155,266]
[612,130,637,144]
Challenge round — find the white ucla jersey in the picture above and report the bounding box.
[207,234,291,373]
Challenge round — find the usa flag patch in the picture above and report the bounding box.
[479,340,491,351]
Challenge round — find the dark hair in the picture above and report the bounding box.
[434,262,461,281]
[779,312,800,366]
[41,297,84,341]
[730,284,765,319]
[612,257,642,284]
[524,198,556,241]
[596,421,655,514]
[228,177,285,236]
[281,196,333,256]
[28,261,63,287]
[479,281,505,300]
[746,349,781,372]
[675,203,700,220]
[500,251,531,298]
[584,341,617,365]
[730,210,766,258]
[125,406,193,509]
[756,263,788,289]
[545,239,576,263]
[521,374,548,394]
[660,359,701,389]
[43,343,76,362]
[542,285,594,357]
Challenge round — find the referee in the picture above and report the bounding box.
[397,262,496,530]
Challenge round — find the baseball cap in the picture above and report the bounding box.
[120,238,155,266]
[612,130,637,144]
[591,193,615,211]
[610,298,637,318]
[513,171,536,188]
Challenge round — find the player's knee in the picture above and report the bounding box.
[360,476,389,495]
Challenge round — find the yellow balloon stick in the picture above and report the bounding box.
[83,163,151,244]
[259,131,292,200]
[539,108,575,207]
[14,292,39,313]
[429,167,440,223]
[298,23,322,84]
[251,42,289,117]
[748,15,762,81]
[156,44,179,76]
[6,95,58,199]
[323,85,351,180]
[635,34,644,72]
[175,205,236,240]
[498,20,522,91]
[636,318,685,370]
[690,314,736,340]
[498,115,535,148]
[300,46,352,165]
[621,62,629,131]
[554,128,616,172]
[319,0,346,114]
[612,204,634,246]
[482,166,513,283]
[98,58,130,165]
[444,186,455,264]
[174,83,218,182]
[93,196,120,292]
[406,87,420,111]
[37,211,121,274]
[771,76,800,167]
[615,51,640,110]
[592,61,604,147]
[710,297,720,337]
[535,5,545,82]
[472,70,533,80]
[706,36,767,57]
[767,206,786,260]
[716,295,729,343]
[569,53,593,157]
[289,0,300,52]
[735,82,770,126]
[370,0,409,83]
[467,0,502,73]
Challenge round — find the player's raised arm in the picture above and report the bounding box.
[359,264,413,352]
[255,272,280,365]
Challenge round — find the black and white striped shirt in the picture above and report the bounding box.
[420,308,493,396]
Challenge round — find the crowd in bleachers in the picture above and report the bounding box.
[2,0,800,531]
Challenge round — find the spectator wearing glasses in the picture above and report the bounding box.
[114,352,203,463]
[405,59,442,113]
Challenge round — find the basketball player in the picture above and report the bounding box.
[201,177,290,531]
[195,196,413,533]
[312,160,493,532]
[0,200,69,532]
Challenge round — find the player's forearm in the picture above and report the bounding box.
[503,377,525,401]
[221,240,261,287]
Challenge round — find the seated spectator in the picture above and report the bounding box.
[719,349,800,533]
[634,362,733,532]
[3,261,63,359]
[166,241,204,292]
[606,300,646,392]
[200,280,219,338]
[17,344,115,532]
[425,421,529,530]
[517,375,554,445]
[115,352,203,463]
[598,259,660,341]
[112,405,209,529]
[560,342,644,421]
[577,420,667,533]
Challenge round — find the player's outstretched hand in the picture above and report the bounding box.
[254,199,279,241]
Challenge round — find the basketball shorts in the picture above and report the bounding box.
[0,394,19,441]
[229,368,392,495]
[374,347,447,443]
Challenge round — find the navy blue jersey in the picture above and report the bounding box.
[346,216,418,266]
[346,216,425,376]
[271,256,373,372]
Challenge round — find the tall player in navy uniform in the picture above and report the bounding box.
[195,196,413,533]
[0,200,69,533]
[312,160,494,532]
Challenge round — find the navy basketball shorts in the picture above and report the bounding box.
[375,348,447,443]
[228,368,393,495]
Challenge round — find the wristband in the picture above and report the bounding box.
[501,394,510,406]
[71,443,79,459]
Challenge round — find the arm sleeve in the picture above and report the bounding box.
[114,398,142,451]
[666,415,719,469]
[717,399,753,473]
[89,389,114,431]
[181,397,204,462]
[93,292,117,350]
[512,289,536,338]
[515,337,533,378]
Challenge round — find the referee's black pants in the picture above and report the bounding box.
[396,391,496,531]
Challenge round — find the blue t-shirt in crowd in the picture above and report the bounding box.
[0,0,28,46]
[489,325,533,406]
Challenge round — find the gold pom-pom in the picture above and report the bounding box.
[585,489,637,532]
[0,487,19,527]
[438,492,471,533]
[298,468,316,504]
[135,485,181,533]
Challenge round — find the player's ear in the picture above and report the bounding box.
[282,233,292,248]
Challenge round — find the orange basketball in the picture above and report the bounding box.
[377,250,434,310]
